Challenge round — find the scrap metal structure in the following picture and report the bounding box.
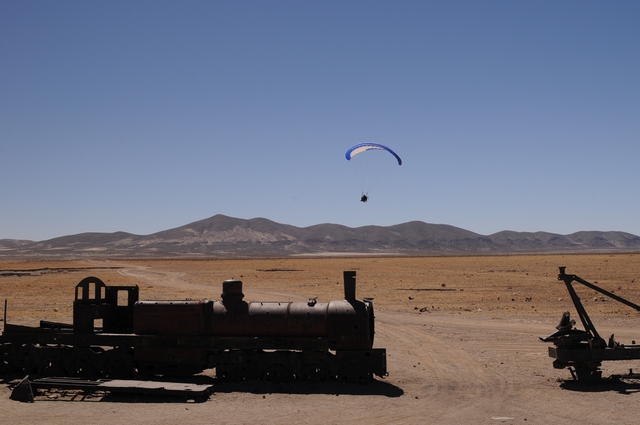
[1,271,386,384]
[10,376,213,402]
[541,267,640,382]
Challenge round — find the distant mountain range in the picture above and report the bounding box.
[1,214,640,258]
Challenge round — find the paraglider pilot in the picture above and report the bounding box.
[360,194,368,203]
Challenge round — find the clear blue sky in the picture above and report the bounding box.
[2,1,639,241]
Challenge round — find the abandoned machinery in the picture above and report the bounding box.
[0,271,386,384]
[541,267,640,383]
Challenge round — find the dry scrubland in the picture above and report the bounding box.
[2,254,640,424]
[2,254,639,323]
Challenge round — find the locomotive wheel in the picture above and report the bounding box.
[216,363,240,381]
[337,361,371,384]
[299,360,329,383]
[69,358,99,379]
[263,364,293,384]
[36,354,63,377]
[65,349,102,379]
[14,344,37,373]
[0,358,16,377]
[69,358,98,379]
[31,346,65,377]
[0,344,20,377]
[103,349,135,379]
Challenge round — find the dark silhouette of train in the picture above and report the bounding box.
[0,271,386,383]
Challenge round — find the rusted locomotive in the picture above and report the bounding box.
[0,271,386,383]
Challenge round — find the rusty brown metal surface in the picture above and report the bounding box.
[1,270,387,382]
[543,267,640,382]
[133,300,213,335]
[210,300,330,337]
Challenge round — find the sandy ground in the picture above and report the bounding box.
[2,254,640,424]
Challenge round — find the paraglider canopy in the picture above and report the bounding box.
[345,143,402,166]
[346,143,402,202]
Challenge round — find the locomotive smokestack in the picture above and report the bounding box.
[222,279,244,303]
[343,271,356,301]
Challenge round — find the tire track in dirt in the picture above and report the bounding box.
[116,266,188,288]
[115,264,310,302]
[371,310,511,423]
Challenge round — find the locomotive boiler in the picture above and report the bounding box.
[0,271,386,383]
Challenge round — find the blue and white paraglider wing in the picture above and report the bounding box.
[345,143,402,165]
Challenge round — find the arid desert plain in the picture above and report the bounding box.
[2,254,640,424]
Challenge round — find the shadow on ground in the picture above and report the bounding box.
[560,378,640,395]
[4,375,404,404]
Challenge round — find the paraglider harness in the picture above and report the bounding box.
[360,193,368,202]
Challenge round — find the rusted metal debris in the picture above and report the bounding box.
[10,376,213,402]
[541,267,640,383]
[9,377,34,402]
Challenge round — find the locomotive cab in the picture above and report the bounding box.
[73,276,139,334]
